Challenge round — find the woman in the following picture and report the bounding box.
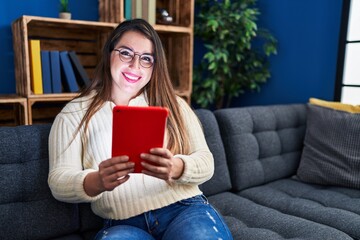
[48,19,233,240]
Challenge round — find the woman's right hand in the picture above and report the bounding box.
[84,156,135,197]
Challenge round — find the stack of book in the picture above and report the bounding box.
[99,0,156,24]
[28,39,91,94]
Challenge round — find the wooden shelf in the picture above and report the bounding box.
[12,15,116,98]
[0,95,28,125]
[0,95,27,104]
[11,16,116,124]
[154,25,192,34]
[10,0,194,125]
[27,93,78,101]
[19,15,116,28]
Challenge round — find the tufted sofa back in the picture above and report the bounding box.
[196,109,232,196]
[214,104,307,191]
[0,124,102,240]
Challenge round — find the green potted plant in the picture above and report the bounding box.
[59,0,71,19]
[193,0,277,109]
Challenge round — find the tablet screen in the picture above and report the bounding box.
[112,105,169,173]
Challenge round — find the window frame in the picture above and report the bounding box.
[334,0,360,103]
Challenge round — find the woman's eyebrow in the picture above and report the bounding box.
[116,45,153,55]
[116,45,131,50]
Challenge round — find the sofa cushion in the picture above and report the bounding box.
[239,177,360,239]
[297,103,360,189]
[208,192,352,240]
[195,109,232,196]
[215,104,306,191]
[309,97,360,113]
[0,124,81,239]
[78,203,103,239]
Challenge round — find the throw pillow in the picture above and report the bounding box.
[309,97,360,113]
[297,101,360,189]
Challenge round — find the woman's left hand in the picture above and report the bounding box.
[140,148,184,181]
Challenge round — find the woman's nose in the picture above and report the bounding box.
[129,55,141,69]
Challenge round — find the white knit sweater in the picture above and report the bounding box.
[48,93,214,220]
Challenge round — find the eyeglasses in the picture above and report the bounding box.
[113,48,155,68]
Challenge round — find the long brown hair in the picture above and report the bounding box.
[76,19,190,154]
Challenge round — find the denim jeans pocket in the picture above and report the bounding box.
[178,194,209,206]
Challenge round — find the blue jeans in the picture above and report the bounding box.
[94,195,233,240]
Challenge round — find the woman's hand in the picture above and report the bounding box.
[140,148,184,181]
[84,156,134,197]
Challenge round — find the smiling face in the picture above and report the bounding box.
[110,30,154,105]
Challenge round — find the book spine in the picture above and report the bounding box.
[124,0,132,20]
[131,0,136,19]
[59,51,79,93]
[29,40,43,94]
[68,51,91,88]
[142,0,148,21]
[133,0,142,18]
[148,0,156,25]
[50,51,62,93]
[41,50,52,94]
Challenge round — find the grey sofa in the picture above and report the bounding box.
[1,104,359,239]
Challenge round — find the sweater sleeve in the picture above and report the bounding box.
[48,110,102,203]
[173,98,214,185]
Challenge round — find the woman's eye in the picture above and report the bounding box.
[120,50,133,57]
[141,55,153,63]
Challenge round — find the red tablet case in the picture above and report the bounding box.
[112,105,169,173]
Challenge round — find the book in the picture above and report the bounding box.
[124,0,132,20]
[50,51,62,93]
[29,40,43,94]
[148,0,156,25]
[142,0,155,25]
[59,51,79,92]
[142,0,148,21]
[68,51,91,88]
[40,50,52,93]
[132,0,142,19]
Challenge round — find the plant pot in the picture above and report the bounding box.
[59,12,71,20]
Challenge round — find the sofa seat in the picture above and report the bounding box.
[208,192,352,240]
[239,177,360,239]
